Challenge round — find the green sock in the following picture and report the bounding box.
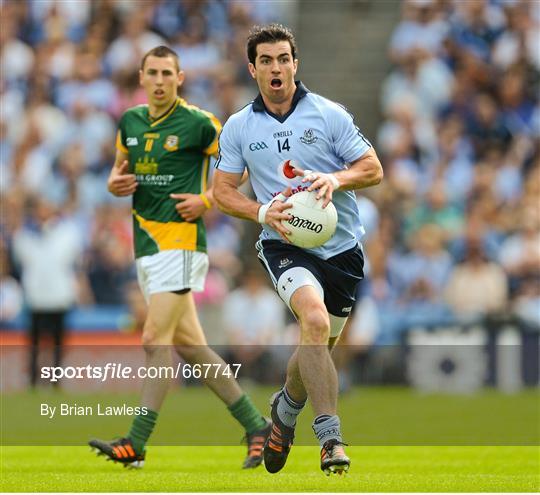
[127,409,158,454]
[228,394,266,435]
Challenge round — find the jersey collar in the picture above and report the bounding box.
[252,81,309,123]
[147,97,180,127]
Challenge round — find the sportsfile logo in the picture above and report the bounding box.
[287,215,323,233]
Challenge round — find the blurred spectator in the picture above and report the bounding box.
[512,279,540,329]
[448,0,505,63]
[0,6,35,85]
[404,180,464,243]
[389,0,449,61]
[205,205,243,279]
[382,48,454,121]
[492,1,540,71]
[389,224,453,303]
[56,48,116,114]
[11,120,55,195]
[377,224,454,341]
[0,243,23,324]
[109,70,147,120]
[467,92,511,159]
[334,287,381,390]
[498,205,540,295]
[12,198,83,386]
[223,267,286,382]
[444,238,508,321]
[498,67,537,137]
[105,6,165,76]
[173,13,221,106]
[87,203,133,304]
[87,237,134,305]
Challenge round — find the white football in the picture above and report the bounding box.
[284,191,338,248]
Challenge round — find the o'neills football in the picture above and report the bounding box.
[284,191,338,249]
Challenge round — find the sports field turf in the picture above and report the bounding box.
[1,445,538,491]
[1,387,538,491]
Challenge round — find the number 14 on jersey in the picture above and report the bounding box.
[277,138,290,153]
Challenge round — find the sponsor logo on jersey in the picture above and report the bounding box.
[277,159,305,182]
[300,128,318,145]
[164,135,179,151]
[135,156,158,174]
[278,258,293,269]
[282,159,297,179]
[271,184,309,197]
[341,306,352,313]
[249,141,268,151]
[127,137,138,146]
[135,174,174,186]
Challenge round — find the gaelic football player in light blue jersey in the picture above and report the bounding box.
[214,24,383,475]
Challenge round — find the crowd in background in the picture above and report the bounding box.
[363,0,540,345]
[0,0,290,345]
[1,0,539,359]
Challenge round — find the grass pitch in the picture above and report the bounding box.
[1,445,538,492]
[1,386,538,491]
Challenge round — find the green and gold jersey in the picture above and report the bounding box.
[116,98,221,258]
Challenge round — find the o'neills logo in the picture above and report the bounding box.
[288,215,323,233]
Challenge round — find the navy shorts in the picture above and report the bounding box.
[256,240,365,318]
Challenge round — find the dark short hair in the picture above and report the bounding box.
[246,24,297,65]
[141,46,180,72]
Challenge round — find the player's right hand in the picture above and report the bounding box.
[107,160,137,197]
[261,187,293,243]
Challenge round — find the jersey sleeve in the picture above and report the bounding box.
[115,113,128,154]
[214,117,246,174]
[200,111,222,156]
[328,103,371,164]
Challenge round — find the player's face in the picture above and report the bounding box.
[249,41,298,105]
[139,55,184,111]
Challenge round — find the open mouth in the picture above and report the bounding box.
[154,89,165,97]
[270,78,283,89]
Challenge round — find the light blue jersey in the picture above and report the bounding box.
[216,82,372,259]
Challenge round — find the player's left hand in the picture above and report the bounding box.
[294,169,340,208]
[170,193,208,222]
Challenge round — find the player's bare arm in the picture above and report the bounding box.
[297,148,383,207]
[214,169,293,242]
[168,145,220,222]
[169,156,248,223]
[333,148,383,191]
[169,192,210,222]
[107,149,137,197]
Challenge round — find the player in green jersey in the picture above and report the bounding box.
[89,46,270,469]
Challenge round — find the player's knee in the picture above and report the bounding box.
[141,332,162,352]
[299,306,330,345]
[141,321,171,349]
